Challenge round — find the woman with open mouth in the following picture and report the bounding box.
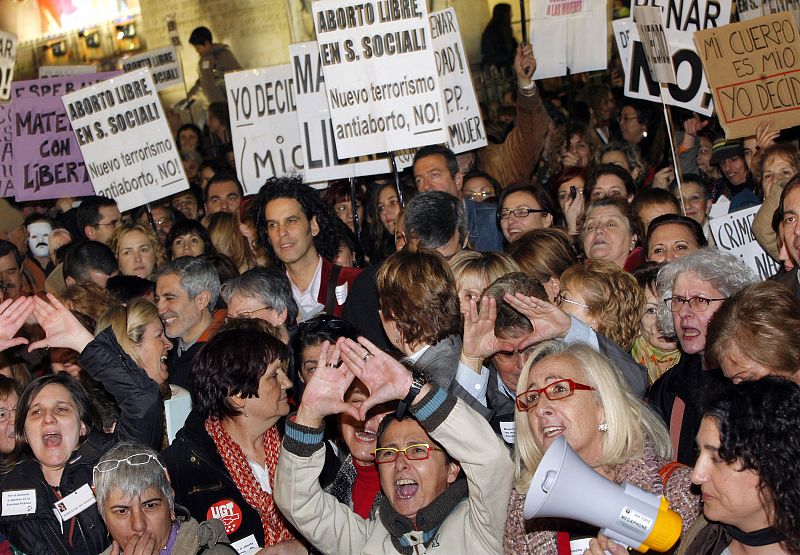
[0,294,163,554]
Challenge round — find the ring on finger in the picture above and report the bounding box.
[363,352,372,361]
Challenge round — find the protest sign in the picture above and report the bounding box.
[710,204,780,280]
[312,0,447,158]
[614,18,633,69]
[623,0,732,116]
[121,47,184,91]
[290,42,391,183]
[39,65,97,78]
[0,31,17,101]
[0,105,12,197]
[61,69,189,212]
[11,72,120,202]
[225,65,304,194]
[430,8,487,154]
[166,13,182,48]
[633,6,677,84]
[736,0,800,30]
[694,11,800,139]
[530,0,608,79]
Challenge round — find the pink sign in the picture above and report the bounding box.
[11,72,119,201]
[0,105,12,197]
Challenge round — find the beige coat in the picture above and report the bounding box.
[274,398,513,554]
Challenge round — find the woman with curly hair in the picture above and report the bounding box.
[109,224,167,280]
[557,259,645,351]
[673,377,800,555]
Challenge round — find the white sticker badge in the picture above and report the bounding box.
[53,483,96,521]
[1,489,36,516]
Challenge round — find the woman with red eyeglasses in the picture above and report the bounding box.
[504,341,700,554]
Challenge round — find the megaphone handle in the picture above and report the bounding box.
[599,529,634,553]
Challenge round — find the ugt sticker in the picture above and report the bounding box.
[207,499,242,534]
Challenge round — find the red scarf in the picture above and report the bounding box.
[205,417,294,546]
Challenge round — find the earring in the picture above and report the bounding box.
[598,422,608,432]
[642,130,648,139]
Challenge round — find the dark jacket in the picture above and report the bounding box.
[189,43,241,104]
[161,411,268,547]
[0,328,162,554]
[647,353,726,466]
[315,257,362,319]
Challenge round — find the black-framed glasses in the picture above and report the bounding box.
[515,379,595,411]
[499,207,548,219]
[664,295,726,313]
[0,407,15,423]
[94,453,165,474]
[555,293,589,309]
[372,443,443,464]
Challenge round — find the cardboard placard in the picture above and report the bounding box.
[613,18,633,70]
[633,5,677,84]
[225,65,304,195]
[61,69,189,212]
[694,11,800,139]
[290,41,391,183]
[0,31,17,101]
[312,0,447,158]
[737,0,800,32]
[11,72,120,202]
[121,46,184,91]
[623,0,732,116]
[530,0,608,79]
[39,65,98,78]
[710,204,780,280]
[166,13,181,48]
[0,105,12,197]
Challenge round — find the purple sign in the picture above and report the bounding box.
[0,105,12,197]
[11,72,120,201]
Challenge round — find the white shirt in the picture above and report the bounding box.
[290,256,324,322]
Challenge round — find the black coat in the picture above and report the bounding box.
[0,328,162,554]
[161,411,268,547]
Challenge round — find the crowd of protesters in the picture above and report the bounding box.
[0,10,798,555]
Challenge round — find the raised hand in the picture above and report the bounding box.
[514,43,536,86]
[0,297,34,352]
[28,293,93,354]
[564,190,585,235]
[755,120,780,150]
[339,336,414,421]
[461,297,499,371]
[295,341,359,428]
[503,293,572,343]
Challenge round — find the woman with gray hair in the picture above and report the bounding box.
[504,341,700,553]
[95,442,237,554]
[646,248,757,466]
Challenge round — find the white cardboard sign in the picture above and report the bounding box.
[121,46,184,91]
[530,0,608,79]
[710,204,780,280]
[61,69,189,212]
[312,0,447,158]
[633,5,677,84]
[225,65,304,195]
[0,31,17,101]
[39,65,98,78]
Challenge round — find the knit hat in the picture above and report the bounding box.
[710,138,744,165]
[0,200,24,234]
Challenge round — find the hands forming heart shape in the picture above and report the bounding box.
[0,293,95,355]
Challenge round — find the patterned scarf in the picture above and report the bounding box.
[631,334,681,384]
[204,417,294,546]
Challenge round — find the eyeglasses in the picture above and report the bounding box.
[664,295,726,312]
[225,305,272,322]
[94,453,165,474]
[499,207,548,219]
[617,115,639,123]
[372,443,443,464]
[515,379,595,411]
[555,293,590,309]
[0,407,16,423]
[464,190,495,201]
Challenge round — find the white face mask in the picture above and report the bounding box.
[28,222,52,258]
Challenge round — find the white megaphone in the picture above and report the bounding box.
[523,436,682,553]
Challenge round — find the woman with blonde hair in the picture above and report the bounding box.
[206,211,258,273]
[109,224,167,280]
[449,251,519,315]
[558,259,645,351]
[504,341,700,553]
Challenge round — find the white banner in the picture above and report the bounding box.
[431,8,487,154]
[39,65,97,78]
[290,42,391,183]
[0,31,17,101]
[312,0,447,158]
[61,69,189,212]
[710,204,780,280]
[225,65,303,195]
[623,0,732,116]
[613,18,632,70]
[633,6,676,84]
[530,0,608,79]
[121,46,184,91]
